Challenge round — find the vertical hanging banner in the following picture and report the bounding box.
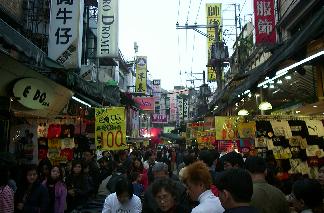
[178,97,184,121]
[135,56,147,93]
[206,3,222,82]
[97,0,119,57]
[169,93,177,122]
[95,107,127,151]
[48,0,84,68]
[254,0,276,44]
[183,99,189,121]
[152,79,161,102]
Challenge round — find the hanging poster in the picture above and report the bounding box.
[95,107,127,151]
[254,0,276,44]
[206,3,222,82]
[97,0,119,57]
[215,116,239,140]
[135,56,147,93]
[134,97,155,111]
[48,0,83,68]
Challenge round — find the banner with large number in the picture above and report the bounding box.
[135,56,147,93]
[254,0,276,44]
[206,3,222,82]
[48,0,83,68]
[95,107,127,151]
[97,0,119,57]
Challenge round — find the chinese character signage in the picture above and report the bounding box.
[178,97,184,121]
[48,0,83,68]
[135,56,147,93]
[183,99,189,121]
[169,93,177,122]
[95,107,127,151]
[152,114,168,124]
[134,97,155,111]
[254,0,276,44]
[206,3,222,82]
[152,79,161,102]
[97,0,119,57]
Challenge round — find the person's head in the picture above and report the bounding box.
[145,150,156,163]
[72,160,83,175]
[221,151,244,170]
[102,151,111,158]
[130,172,141,183]
[115,177,134,204]
[216,168,253,209]
[152,162,169,180]
[83,150,93,162]
[38,158,52,179]
[317,165,324,186]
[98,157,110,169]
[183,152,196,166]
[245,156,267,180]
[152,178,179,212]
[132,158,144,172]
[199,150,214,167]
[290,178,323,212]
[25,164,38,185]
[50,166,64,181]
[182,160,213,201]
[0,163,9,187]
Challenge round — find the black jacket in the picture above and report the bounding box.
[224,206,259,213]
[15,182,49,213]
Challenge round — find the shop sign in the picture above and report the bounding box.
[13,78,54,110]
[135,56,147,93]
[151,114,168,124]
[95,107,127,151]
[134,97,155,111]
[97,0,119,57]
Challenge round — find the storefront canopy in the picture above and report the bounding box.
[210,7,324,114]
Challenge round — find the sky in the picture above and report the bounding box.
[119,0,254,91]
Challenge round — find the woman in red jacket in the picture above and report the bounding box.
[129,158,149,190]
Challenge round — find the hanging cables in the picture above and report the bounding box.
[194,0,203,24]
[177,0,181,22]
[186,0,192,23]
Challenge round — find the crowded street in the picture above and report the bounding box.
[1,0,324,213]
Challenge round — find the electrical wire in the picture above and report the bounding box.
[186,0,192,23]
[177,0,181,21]
[194,0,203,24]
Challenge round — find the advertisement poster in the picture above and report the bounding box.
[215,116,240,140]
[95,107,127,151]
[152,114,168,124]
[134,97,155,111]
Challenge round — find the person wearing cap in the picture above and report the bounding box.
[142,162,190,213]
[245,156,289,213]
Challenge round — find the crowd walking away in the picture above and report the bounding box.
[0,147,324,213]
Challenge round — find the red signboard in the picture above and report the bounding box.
[134,97,155,111]
[151,114,168,124]
[254,0,276,44]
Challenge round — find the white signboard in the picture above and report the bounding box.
[183,99,189,121]
[97,0,119,57]
[152,79,161,102]
[169,93,177,122]
[48,0,83,68]
[178,98,183,121]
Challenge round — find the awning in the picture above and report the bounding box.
[0,52,73,118]
[210,6,324,113]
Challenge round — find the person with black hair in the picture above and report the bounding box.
[83,150,100,193]
[216,168,258,213]
[102,177,142,213]
[245,156,289,213]
[15,164,49,213]
[152,178,190,213]
[221,151,244,170]
[199,150,219,185]
[289,178,323,213]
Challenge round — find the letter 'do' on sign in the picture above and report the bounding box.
[13,78,53,110]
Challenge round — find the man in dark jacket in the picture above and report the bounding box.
[142,162,192,213]
[216,168,259,213]
[83,150,100,193]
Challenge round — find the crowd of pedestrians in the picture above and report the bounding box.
[0,146,323,213]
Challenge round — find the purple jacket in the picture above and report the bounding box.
[42,180,67,213]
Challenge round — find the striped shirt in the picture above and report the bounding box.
[0,185,14,213]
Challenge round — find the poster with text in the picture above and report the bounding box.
[95,107,127,151]
[135,56,147,93]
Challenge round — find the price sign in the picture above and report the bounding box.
[95,107,127,150]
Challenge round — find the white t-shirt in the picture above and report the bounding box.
[191,190,224,213]
[102,193,142,213]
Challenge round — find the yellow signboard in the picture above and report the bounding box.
[95,107,127,151]
[206,3,222,82]
[135,56,147,93]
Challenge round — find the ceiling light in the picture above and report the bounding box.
[259,102,272,111]
[248,93,252,98]
[72,96,92,108]
[296,110,301,114]
[238,109,249,116]
[270,84,275,89]
[285,76,291,80]
[277,80,282,84]
[258,50,324,87]
[313,105,318,108]
[255,94,260,97]
[263,85,268,88]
